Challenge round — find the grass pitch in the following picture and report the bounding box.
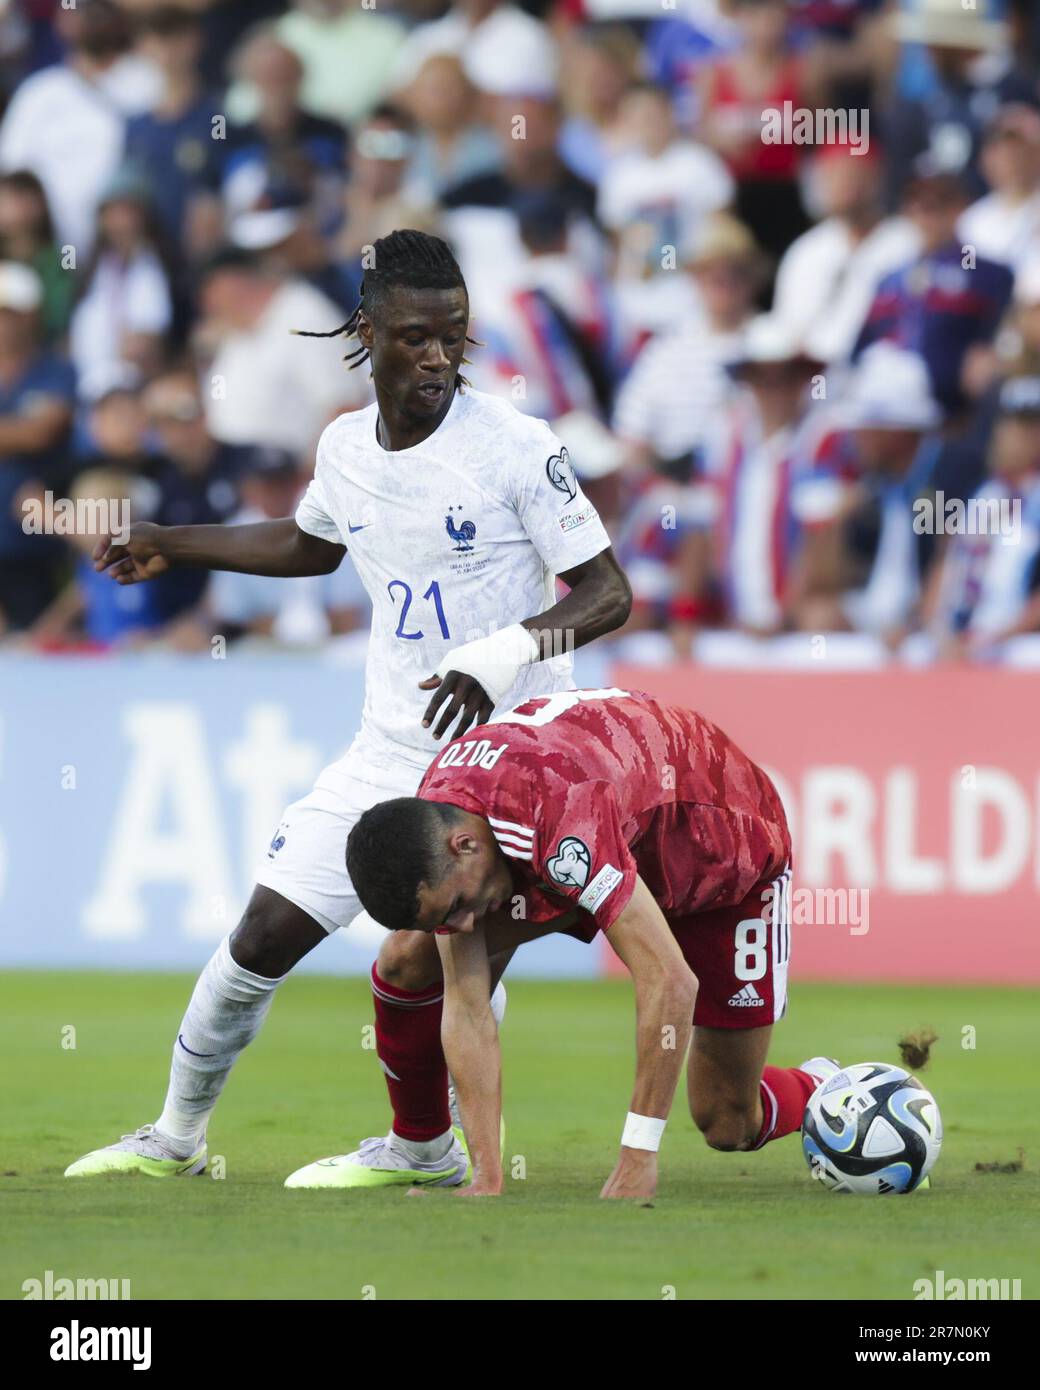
[3,971,1037,1301]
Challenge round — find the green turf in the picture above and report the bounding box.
[3,971,1037,1300]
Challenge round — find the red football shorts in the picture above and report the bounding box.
[668,864,792,1029]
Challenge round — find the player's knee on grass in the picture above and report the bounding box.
[691,1099,760,1153]
[375,929,442,993]
[229,889,326,978]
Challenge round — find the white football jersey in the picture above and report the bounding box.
[295,387,611,772]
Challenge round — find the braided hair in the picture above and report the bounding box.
[292,229,479,388]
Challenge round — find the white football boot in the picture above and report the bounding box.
[65,1124,206,1178]
[284,1132,468,1189]
[799,1056,843,1094]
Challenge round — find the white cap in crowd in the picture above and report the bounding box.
[725,314,822,373]
[0,261,43,313]
[839,342,943,431]
[463,9,559,97]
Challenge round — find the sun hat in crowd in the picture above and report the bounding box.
[838,342,944,431]
[890,0,1008,52]
[725,314,824,376]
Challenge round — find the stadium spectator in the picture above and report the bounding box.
[928,374,1040,657]
[772,142,920,365]
[77,369,151,477]
[0,0,159,254]
[958,254,1040,448]
[195,247,370,456]
[698,0,814,264]
[958,104,1040,274]
[0,262,76,634]
[222,27,347,240]
[854,162,1014,419]
[882,0,1038,209]
[442,91,601,310]
[793,342,981,646]
[598,80,733,337]
[68,169,176,390]
[613,212,761,478]
[29,464,166,650]
[123,4,226,252]
[333,105,439,270]
[0,172,75,343]
[274,0,405,129]
[468,190,619,431]
[229,180,357,318]
[557,23,641,186]
[691,314,826,637]
[142,366,241,530]
[397,54,501,203]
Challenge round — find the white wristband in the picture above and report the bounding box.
[621,1112,667,1152]
[435,623,540,706]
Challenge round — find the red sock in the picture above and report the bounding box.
[753,1066,818,1149]
[370,966,450,1142]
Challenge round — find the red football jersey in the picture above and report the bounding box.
[417,688,791,932]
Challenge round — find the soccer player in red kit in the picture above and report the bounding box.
[289,687,839,1198]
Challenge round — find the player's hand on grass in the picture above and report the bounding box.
[454,1179,502,1197]
[93,523,170,584]
[419,671,494,740]
[600,1149,658,1201]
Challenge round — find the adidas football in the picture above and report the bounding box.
[802,1062,942,1194]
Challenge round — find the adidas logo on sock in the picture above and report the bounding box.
[727,983,765,1008]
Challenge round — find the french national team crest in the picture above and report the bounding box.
[546,836,591,889]
[445,505,477,552]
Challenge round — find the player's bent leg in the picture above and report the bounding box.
[687,1030,839,1153]
[65,889,326,1179]
[688,1025,773,1152]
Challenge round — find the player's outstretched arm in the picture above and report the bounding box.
[599,876,698,1201]
[92,519,345,584]
[436,926,503,1196]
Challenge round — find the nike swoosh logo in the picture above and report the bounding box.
[410,1165,465,1185]
[178,1034,218,1058]
[347,522,371,534]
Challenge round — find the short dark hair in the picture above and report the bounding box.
[291,228,476,385]
[346,798,464,931]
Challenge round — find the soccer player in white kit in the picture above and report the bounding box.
[66,231,630,1185]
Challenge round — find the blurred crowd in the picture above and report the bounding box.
[1,0,1040,663]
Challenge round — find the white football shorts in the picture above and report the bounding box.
[253,741,424,934]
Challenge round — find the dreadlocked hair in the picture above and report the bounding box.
[291,229,481,389]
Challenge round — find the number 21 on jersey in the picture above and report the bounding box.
[387,579,450,641]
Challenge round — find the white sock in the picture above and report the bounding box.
[490,980,507,1026]
[155,935,286,1154]
[390,1129,454,1164]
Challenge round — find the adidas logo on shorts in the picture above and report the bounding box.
[727,983,765,1008]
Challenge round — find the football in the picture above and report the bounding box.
[802,1063,943,1194]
